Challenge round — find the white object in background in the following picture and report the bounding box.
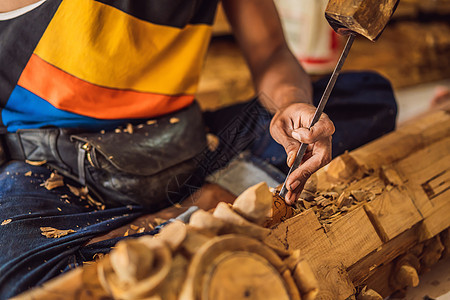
[275,0,342,74]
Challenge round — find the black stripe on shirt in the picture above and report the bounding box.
[0,0,62,108]
[95,0,220,28]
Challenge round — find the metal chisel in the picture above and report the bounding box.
[279,34,355,199]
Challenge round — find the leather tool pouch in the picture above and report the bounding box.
[4,102,207,210]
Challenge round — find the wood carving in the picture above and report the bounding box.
[14,106,450,299]
[15,183,318,300]
[269,106,450,299]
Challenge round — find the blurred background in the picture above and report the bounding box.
[196,0,450,125]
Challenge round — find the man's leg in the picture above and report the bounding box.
[0,161,146,298]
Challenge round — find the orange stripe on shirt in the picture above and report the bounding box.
[18,54,194,120]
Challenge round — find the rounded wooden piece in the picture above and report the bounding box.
[179,235,288,300]
[99,238,172,299]
[204,252,290,300]
[156,220,187,251]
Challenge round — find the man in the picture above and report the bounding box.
[0,0,396,297]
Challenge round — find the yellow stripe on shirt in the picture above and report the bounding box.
[34,0,212,95]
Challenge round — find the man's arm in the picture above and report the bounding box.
[222,0,335,204]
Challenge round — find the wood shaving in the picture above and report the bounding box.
[115,128,121,133]
[24,171,32,177]
[322,192,339,200]
[40,172,64,190]
[57,207,62,212]
[173,203,182,208]
[93,253,105,261]
[40,227,75,238]
[206,133,220,152]
[25,160,47,166]
[1,219,12,226]
[124,229,129,237]
[146,120,157,125]
[130,224,139,230]
[137,227,145,234]
[137,124,144,129]
[100,130,105,134]
[67,185,89,199]
[169,117,180,124]
[350,189,368,202]
[86,194,105,210]
[126,123,133,134]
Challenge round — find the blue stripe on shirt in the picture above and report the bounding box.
[3,86,140,132]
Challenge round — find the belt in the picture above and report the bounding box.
[2,128,80,177]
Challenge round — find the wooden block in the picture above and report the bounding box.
[270,210,331,255]
[347,225,420,286]
[326,207,383,268]
[232,182,273,225]
[364,187,422,241]
[270,210,355,299]
[394,137,450,218]
[364,263,396,298]
[420,202,450,241]
[351,110,450,171]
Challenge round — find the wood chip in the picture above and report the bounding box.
[173,203,182,208]
[137,124,144,129]
[25,160,47,166]
[40,172,64,190]
[100,130,105,134]
[1,219,12,226]
[93,253,105,261]
[86,194,105,210]
[67,185,89,199]
[372,187,383,195]
[130,224,139,230]
[316,196,332,207]
[115,128,121,133]
[40,227,75,238]
[206,133,220,152]
[321,205,338,219]
[146,120,157,125]
[57,207,62,212]
[351,189,368,202]
[24,171,32,177]
[124,229,129,237]
[300,190,316,202]
[322,191,339,200]
[137,227,145,234]
[169,117,180,124]
[126,123,134,134]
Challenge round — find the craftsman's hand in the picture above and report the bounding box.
[270,103,335,205]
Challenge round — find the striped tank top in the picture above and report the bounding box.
[0,0,219,132]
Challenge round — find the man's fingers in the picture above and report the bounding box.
[285,181,305,205]
[286,142,330,191]
[291,116,335,144]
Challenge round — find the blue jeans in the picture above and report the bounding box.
[0,72,396,298]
